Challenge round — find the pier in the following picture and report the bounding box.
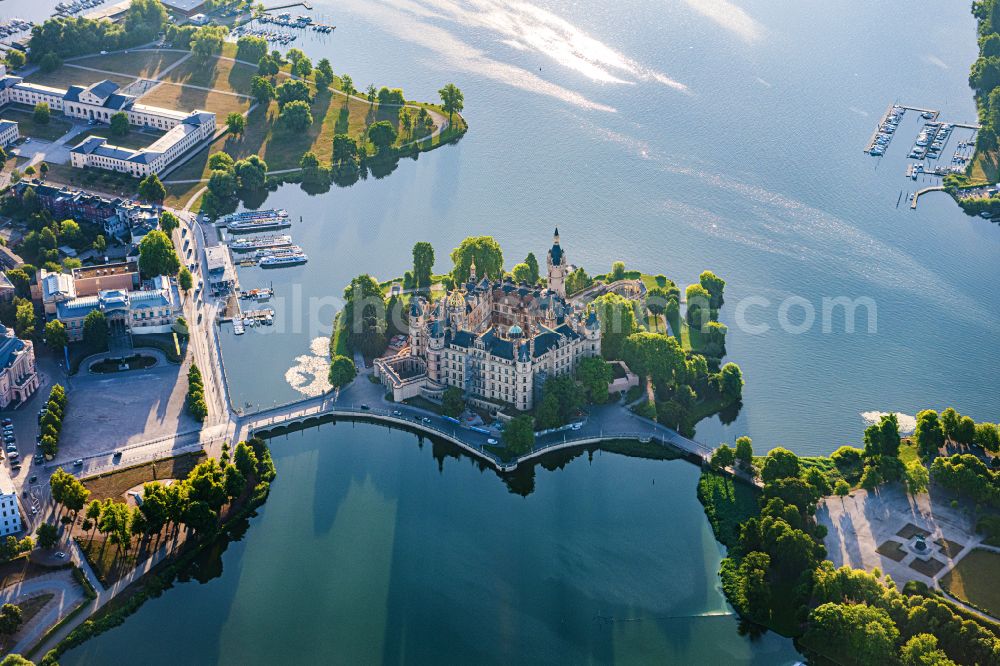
[911,186,946,209]
[263,1,313,10]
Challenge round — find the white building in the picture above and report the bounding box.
[0,119,18,148]
[0,75,216,176]
[376,231,601,412]
[54,275,182,341]
[0,465,22,537]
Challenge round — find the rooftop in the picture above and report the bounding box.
[72,261,139,281]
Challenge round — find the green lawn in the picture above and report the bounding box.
[899,439,919,466]
[69,49,189,79]
[67,126,165,150]
[697,470,760,549]
[941,549,1000,618]
[968,149,998,186]
[1,106,73,142]
[76,536,139,586]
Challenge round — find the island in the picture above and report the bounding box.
[326,229,744,468]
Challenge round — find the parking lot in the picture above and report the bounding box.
[57,359,202,465]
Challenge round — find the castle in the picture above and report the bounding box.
[375,230,601,412]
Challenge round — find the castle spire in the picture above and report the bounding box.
[469,256,477,281]
[553,227,560,243]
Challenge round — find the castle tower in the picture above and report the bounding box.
[546,227,567,298]
[408,298,426,356]
[468,256,477,282]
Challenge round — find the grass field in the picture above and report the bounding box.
[70,49,189,79]
[969,149,998,186]
[161,55,268,94]
[76,536,139,586]
[82,451,205,501]
[139,82,251,118]
[67,126,165,150]
[697,469,760,549]
[1,106,73,142]
[941,548,1000,618]
[22,68,133,91]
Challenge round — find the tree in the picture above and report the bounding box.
[620,331,685,387]
[915,409,945,460]
[735,436,754,468]
[955,415,976,446]
[974,422,1000,452]
[450,236,504,283]
[236,35,268,63]
[14,300,34,339]
[760,447,800,483]
[900,634,957,666]
[4,50,26,69]
[565,267,593,296]
[208,152,234,171]
[412,242,434,290]
[275,80,311,108]
[138,230,180,277]
[592,293,639,360]
[367,121,398,154]
[137,173,166,203]
[159,211,180,236]
[503,415,534,454]
[523,252,540,284]
[208,168,237,200]
[234,155,268,190]
[711,444,736,470]
[685,283,712,329]
[251,75,275,105]
[905,460,930,495]
[191,25,228,58]
[438,83,464,122]
[804,602,898,666]
[441,386,465,418]
[278,99,312,131]
[327,355,356,388]
[834,479,850,498]
[699,270,726,309]
[226,112,246,136]
[44,319,67,351]
[511,262,532,283]
[366,83,377,105]
[35,522,58,550]
[332,134,358,165]
[110,111,129,136]
[941,407,960,441]
[860,464,883,491]
[576,356,612,403]
[33,102,50,125]
[341,74,356,99]
[4,269,30,298]
[0,604,22,637]
[178,267,193,292]
[314,58,334,90]
[701,321,728,358]
[98,501,133,551]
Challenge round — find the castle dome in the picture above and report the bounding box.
[508,324,523,338]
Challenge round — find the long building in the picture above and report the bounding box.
[0,74,215,176]
[376,230,601,412]
[0,119,18,148]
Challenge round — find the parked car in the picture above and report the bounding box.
[28,475,36,483]
[421,417,432,424]
[54,551,66,559]
[1,418,12,426]
[73,459,83,467]
[360,404,370,410]
[487,438,498,445]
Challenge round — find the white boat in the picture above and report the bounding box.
[233,320,245,335]
[260,253,308,268]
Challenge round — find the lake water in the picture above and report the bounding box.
[202,0,1000,456]
[62,423,801,664]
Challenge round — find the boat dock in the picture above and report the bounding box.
[911,186,946,209]
[264,1,312,10]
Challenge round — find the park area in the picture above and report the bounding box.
[0,106,73,142]
[67,126,165,151]
[940,548,1000,619]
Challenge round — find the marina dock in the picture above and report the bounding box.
[911,186,946,209]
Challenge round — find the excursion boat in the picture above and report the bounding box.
[229,235,293,252]
[259,253,308,268]
[227,217,293,232]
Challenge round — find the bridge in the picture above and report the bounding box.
[232,376,761,486]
